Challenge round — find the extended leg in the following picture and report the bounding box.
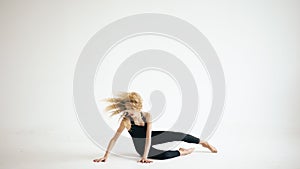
[151,131,217,153]
[151,131,200,145]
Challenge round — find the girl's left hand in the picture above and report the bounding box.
[138,157,153,163]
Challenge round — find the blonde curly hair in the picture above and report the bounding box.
[101,91,143,130]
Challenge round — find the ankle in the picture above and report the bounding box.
[199,140,207,145]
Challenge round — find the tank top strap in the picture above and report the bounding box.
[140,112,147,123]
[128,115,134,122]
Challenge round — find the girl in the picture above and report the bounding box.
[93,91,217,163]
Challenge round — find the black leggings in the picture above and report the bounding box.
[132,131,200,160]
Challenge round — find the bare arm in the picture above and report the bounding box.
[139,112,153,163]
[93,119,126,162]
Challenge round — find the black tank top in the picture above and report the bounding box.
[127,112,147,138]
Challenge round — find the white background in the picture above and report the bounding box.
[0,0,299,169]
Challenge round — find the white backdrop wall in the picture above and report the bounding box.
[0,0,299,169]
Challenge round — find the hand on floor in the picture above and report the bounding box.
[93,156,107,163]
[138,157,153,163]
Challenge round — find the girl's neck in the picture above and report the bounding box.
[132,112,143,121]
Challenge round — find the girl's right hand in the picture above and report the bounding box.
[93,156,107,162]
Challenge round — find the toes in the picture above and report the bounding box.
[208,146,217,153]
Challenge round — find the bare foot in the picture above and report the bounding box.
[179,147,195,156]
[200,141,217,153]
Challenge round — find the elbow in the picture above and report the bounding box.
[110,137,117,142]
[145,137,151,143]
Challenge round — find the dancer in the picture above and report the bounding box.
[93,92,217,163]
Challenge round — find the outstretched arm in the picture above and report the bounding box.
[93,119,126,162]
[138,113,153,163]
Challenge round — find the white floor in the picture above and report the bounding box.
[1,121,299,169]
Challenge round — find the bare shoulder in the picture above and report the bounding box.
[120,117,130,130]
[121,117,130,124]
[142,112,152,122]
